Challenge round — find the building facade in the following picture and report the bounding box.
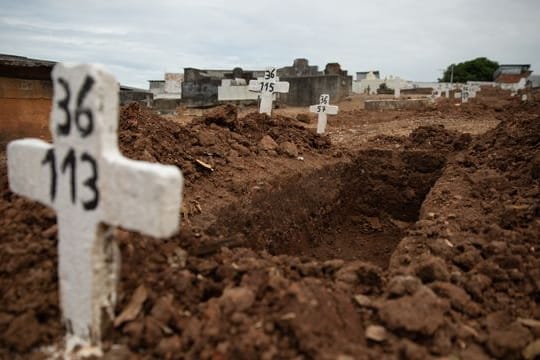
[0,54,55,144]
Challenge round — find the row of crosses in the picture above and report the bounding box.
[249,66,339,133]
[6,63,339,356]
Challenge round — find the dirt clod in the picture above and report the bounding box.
[379,287,449,335]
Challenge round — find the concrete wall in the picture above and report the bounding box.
[384,77,408,90]
[401,88,433,95]
[278,58,320,77]
[119,90,153,107]
[352,79,384,94]
[149,75,182,100]
[153,98,183,114]
[164,73,183,94]
[0,76,52,144]
[280,74,351,106]
[218,83,259,102]
[149,81,165,96]
[180,68,222,107]
[365,99,429,110]
[181,82,219,107]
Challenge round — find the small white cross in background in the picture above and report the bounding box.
[470,85,479,98]
[429,90,437,103]
[309,94,339,134]
[462,85,469,103]
[394,86,401,98]
[248,67,289,115]
[7,64,183,355]
[435,85,442,98]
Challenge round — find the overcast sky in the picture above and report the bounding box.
[1,0,539,88]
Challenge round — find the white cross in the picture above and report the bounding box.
[429,90,437,103]
[470,85,479,98]
[309,94,339,134]
[462,85,469,103]
[7,64,183,354]
[435,85,442,98]
[394,86,401,98]
[248,67,289,115]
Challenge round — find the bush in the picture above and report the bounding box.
[439,57,499,83]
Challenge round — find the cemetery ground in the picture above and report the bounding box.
[1,89,540,359]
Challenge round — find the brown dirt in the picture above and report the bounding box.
[1,92,540,359]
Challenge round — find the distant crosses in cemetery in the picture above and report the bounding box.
[435,84,443,98]
[394,85,401,98]
[429,89,437,103]
[444,84,450,98]
[470,85,480,98]
[248,67,290,115]
[462,84,481,103]
[309,94,339,134]
[461,85,470,103]
[7,64,183,354]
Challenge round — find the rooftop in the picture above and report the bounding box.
[0,54,56,67]
[0,54,57,80]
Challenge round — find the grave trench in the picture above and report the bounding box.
[208,148,448,269]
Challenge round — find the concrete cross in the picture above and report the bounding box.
[248,67,289,115]
[470,85,480,98]
[7,64,183,354]
[394,86,401,98]
[435,85,442,98]
[429,90,437,104]
[309,94,339,134]
[462,85,470,103]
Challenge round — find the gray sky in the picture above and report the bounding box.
[1,0,539,88]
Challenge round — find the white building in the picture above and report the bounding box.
[148,72,183,99]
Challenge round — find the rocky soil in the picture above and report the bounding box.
[1,92,539,359]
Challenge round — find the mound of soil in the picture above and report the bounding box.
[0,158,61,354]
[119,104,330,184]
[388,108,540,358]
[1,101,539,359]
[405,125,472,152]
[113,104,540,359]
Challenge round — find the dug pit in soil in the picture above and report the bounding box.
[208,148,447,269]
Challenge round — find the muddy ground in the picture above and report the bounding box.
[1,90,540,359]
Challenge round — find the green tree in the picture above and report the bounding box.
[439,57,499,83]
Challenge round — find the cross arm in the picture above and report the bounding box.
[101,154,183,238]
[274,81,289,93]
[325,105,339,115]
[309,104,339,115]
[7,139,55,208]
[248,79,261,92]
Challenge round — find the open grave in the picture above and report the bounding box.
[209,147,448,268]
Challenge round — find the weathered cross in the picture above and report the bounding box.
[7,64,183,354]
[470,85,480,98]
[429,90,437,104]
[394,85,401,98]
[248,67,289,115]
[435,85,443,98]
[461,85,470,103]
[309,94,339,134]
